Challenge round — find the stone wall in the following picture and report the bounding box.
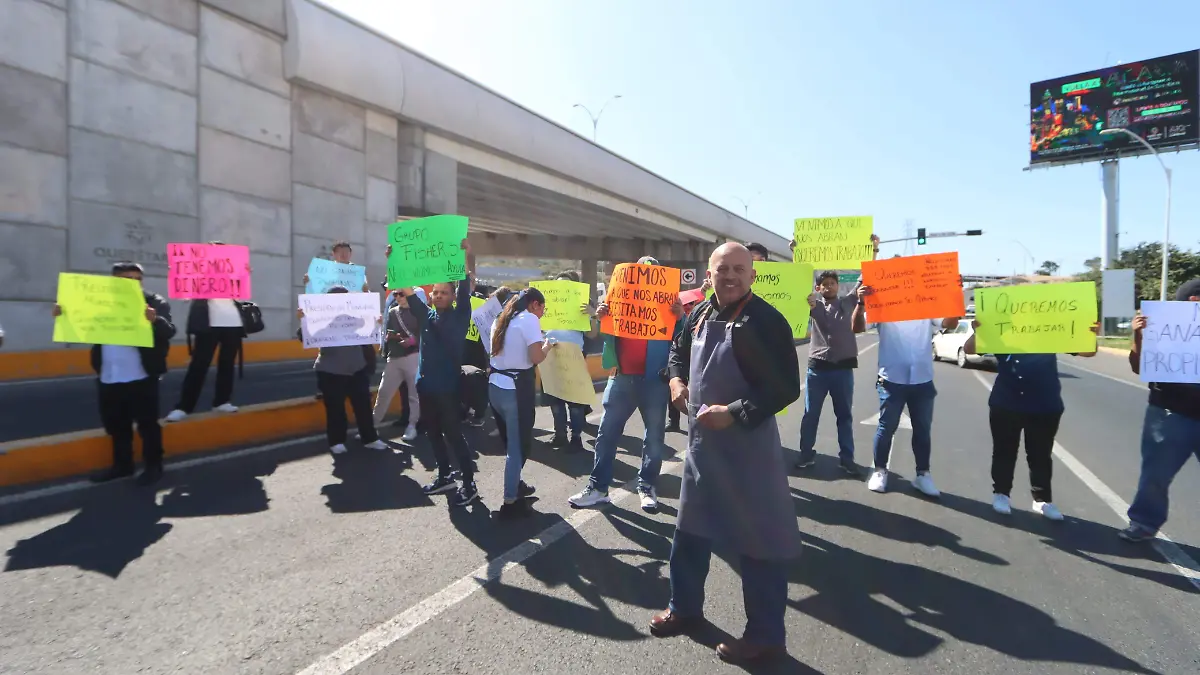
[0,0,401,350]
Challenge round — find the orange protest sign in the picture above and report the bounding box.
[600,263,681,340]
[861,252,964,323]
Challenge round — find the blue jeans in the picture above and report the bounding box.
[873,379,936,472]
[1128,404,1200,533]
[589,375,669,493]
[547,395,585,438]
[798,367,855,461]
[489,385,524,502]
[668,529,787,646]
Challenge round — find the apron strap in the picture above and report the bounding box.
[692,292,754,337]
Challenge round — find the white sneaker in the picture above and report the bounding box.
[165,409,188,423]
[1034,501,1063,521]
[912,472,940,498]
[639,487,658,512]
[402,424,418,442]
[992,493,1012,515]
[568,486,611,508]
[867,469,889,493]
[364,440,388,451]
[215,403,238,413]
[330,444,348,454]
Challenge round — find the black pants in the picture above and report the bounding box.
[176,328,242,412]
[491,371,536,468]
[419,384,475,481]
[98,377,163,470]
[667,403,680,428]
[460,366,489,418]
[317,370,378,446]
[990,406,1061,503]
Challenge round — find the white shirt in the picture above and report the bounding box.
[100,345,148,384]
[876,319,941,385]
[207,299,242,328]
[488,311,543,389]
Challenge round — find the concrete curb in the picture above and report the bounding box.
[1098,345,1131,356]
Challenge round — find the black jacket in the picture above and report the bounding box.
[90,291,176,379]
[185,300,247,336]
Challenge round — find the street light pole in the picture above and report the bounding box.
[573,95,622,143]
[1012,239,1036,277]
[1100,128,1173,300]
[731,194,758,219]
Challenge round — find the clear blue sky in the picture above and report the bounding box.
[325,0,1200,275]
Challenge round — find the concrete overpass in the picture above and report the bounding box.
[0,0,785,352]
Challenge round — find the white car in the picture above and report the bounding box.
[932,321,995,368]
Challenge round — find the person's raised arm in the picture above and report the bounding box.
[851,284,870,333]
[964,319,979,355]
[807,286,832,331]
[1074,322,1100,358]
[1129,314,1146,374]
[941,316,960,331]
[149,295,176,342]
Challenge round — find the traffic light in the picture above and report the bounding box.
[966,229,983,236]
[917,228,927,245]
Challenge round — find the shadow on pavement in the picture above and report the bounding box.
[321,449,430,513]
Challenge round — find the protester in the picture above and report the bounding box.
[296,287,387,455]
[965,319,1099,519]
[1120,278,1200,542]
[488,287,555,518]
[854,285,959,496]
[390,240,480,506]
[303,240,369,292]
[374,288,422,441]
[568,256,684,513]
[796,270,865,475]
[650,243,802,663]
[376,280,425,432]
[544,271,599,451]
[744,242,769,262]
[53,262,175,485]
[460,287,492,427]
[666,292,703,434]
[166,241,248,423]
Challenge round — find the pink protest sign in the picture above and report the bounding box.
[167,243,251,300]
[679,288,707,305]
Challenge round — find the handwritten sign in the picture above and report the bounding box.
[465,296,487,342]
[470,295,504,346]
[752,261,814,339]
[52,273,153,347]
[306,258,365,294]
[793,216,874,270]
[600,263,681,340]
[386,215,468,288]
[538,342,596,405]
[167,243,250,300]
[299,292,382,349]
[678,288,707,306]
[531,280,591,332]
[975,282,1097,354]
[1138,301,1200,383]
[861,252,963,323]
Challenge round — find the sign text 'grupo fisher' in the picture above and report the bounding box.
[600,263,681,339]
[167,243,251,300]
[792,216,875,270]
[974,282,1097,354]
[1138,301,1200,383]
[861,252,964,323]
[299,292,382,349]
[386,215,469,289]
[52,273,153,347]
[752,261,814,339]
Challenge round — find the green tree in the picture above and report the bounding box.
[1038,260,1059,275]
[1074,242,1200,308]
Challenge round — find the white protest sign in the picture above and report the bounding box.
[1139,301,1200,383]
[1102,268,1135,318]
[299,292,382,349]
[472,296,504,346]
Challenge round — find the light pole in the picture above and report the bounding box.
[573,95,622,143]
[1011,239,1036,277]
[1101,127,1173,300]
[731,193,759,219]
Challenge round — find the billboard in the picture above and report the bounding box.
[1029,50,1199,165]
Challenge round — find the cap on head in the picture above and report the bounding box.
[637,256,659,266]
[1175,278,1200,301]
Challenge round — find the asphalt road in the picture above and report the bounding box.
[1,337,1197,674]
[0,360,318,442]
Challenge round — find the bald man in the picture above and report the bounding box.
[651,243,802,663]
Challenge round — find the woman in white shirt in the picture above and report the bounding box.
[488,287,555,519]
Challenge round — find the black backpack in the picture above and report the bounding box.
[239,301,265,335]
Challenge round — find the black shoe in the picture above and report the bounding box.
[665,423,682,433]
[518,481,536,498]
[495,500,533,519]
[794,454,816,469]
[466,416,486,428]
[452,482,479,507]
[839,458,864,477]
[567,436,585,453]
[548,434,568,449]
[135,465,163,486]
[90,466,134,484]
[422,475,458,495]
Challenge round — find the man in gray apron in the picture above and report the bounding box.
[650,243,803,663]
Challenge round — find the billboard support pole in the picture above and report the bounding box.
[1100,159,1119,272]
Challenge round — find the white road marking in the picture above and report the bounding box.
[1057,359,1146,392]
[859,412,911,430]
[295,457,688,675]
[970,370,1199,592]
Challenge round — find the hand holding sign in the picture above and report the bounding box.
[52,273,154,347]
[974,282,1097,354]
[861,253,963,323]
[1137,301,1200,383]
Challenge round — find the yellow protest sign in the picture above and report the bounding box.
[538,342,595,405]
[53,273,153,347]
[465,296,486,342]
[792,216,874,270]
[531,279,591,331]
[975,282,1097,354]
[752,261,814,339]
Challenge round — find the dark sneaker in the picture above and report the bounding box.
[665,423,682,433]
[838,458,864,477]
[467,415,486,428]
[567,436,585,453]
[422,475,458,495]
[495,500,533,519]
[548,434,568,449]
[135,466,163,487]
[90,466,134,484]
[1118,523,1157,542]
[452,482,479,507]
[794,453,816,470]
[518,481,536,498]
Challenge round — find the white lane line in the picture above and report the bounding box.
[0,434,325,509]
[1057,359,1146,392]
[295,458,688,675]
[970,370,1200,592]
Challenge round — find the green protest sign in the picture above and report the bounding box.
[386,215,469,288]
[752,261,814,339]
[530,280,591,331]
[975,282,1097,354]
[53,273,153,347]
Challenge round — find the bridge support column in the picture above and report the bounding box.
[580,258,599,303]
[396,122,458,217]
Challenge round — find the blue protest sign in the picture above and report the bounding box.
[306,258,366,294]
